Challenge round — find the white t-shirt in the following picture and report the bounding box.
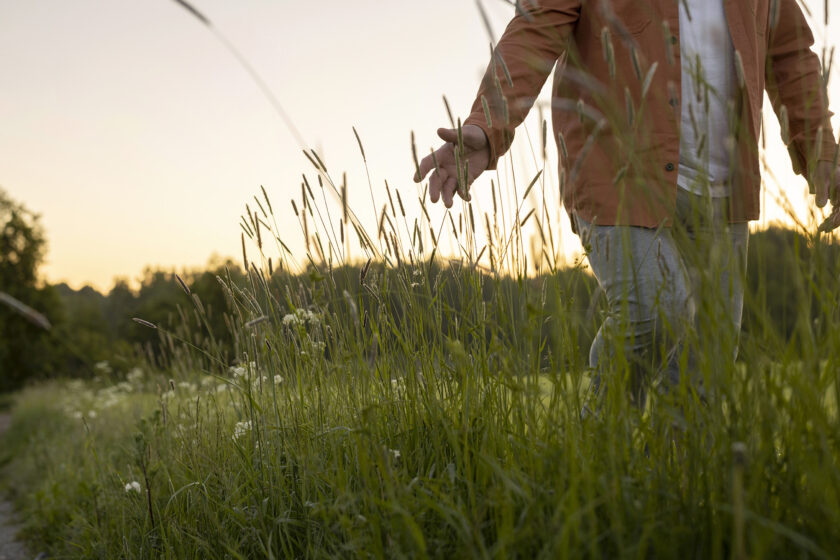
[677,0,738,198]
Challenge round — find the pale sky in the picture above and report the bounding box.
[1,0,838,291]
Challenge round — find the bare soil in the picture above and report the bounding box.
[0,414,27,560]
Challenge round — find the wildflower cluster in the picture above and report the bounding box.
[281,308,320,328]
[60,368,149,421]
[94,361,113,375]
[232,420,252,441]
[410,267,423,288]
[281,308,326,357]
[229,364,248,379]
[226,361,285,397]
[126,367,144,384]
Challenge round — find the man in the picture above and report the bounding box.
[413,0,839,410]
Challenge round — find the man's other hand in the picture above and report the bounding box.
[413,125,491,208]
[815,161,840,233]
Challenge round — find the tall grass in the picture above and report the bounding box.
[2,1,840,557]
[3,136,839,557]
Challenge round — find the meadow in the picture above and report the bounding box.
[2,1,840,554]
[2,143,840,558]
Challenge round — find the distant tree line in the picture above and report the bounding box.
[2,187,838,392]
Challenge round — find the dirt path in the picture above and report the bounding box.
[0,414,27,560]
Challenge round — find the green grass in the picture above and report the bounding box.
[2,335,839,558]
[2,172,840,557]
[3,27,840,552]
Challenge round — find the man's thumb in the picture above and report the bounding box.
[437,128,458,143]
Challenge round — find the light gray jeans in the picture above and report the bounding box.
[575,188,749,412]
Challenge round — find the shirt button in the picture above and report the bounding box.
[669,98,678,107]
[665,163,675,172]
[670,35,678,45]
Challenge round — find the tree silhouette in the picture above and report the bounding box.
[0,188,63,390]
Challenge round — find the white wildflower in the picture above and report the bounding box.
[274,375,283,385]
[124,481,142,494]
[67,380,85,391]
[200,376,215,388]
[101,396,121,408]
[94,361,112,374]
[177,381,197,392]
[97,385,124,408]
[216,384,228,393]
[233,420,252,441]
[229,366,247,379]
[305,310,320,325]
[116,381,133,393]
[283,308,320,328]
[162,390,175,401]
[126,368,144,383]
[88,410,97,419]
[71,411,83,420]
[390,449,401,460]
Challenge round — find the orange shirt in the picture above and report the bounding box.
[464,0,838,226]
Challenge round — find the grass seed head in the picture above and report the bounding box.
[175,274,191,296]
[241,232,249,271]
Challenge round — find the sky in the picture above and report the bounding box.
[1,0,838,291]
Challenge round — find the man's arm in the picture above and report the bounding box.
[464,0,581,169]
[414,1,581,207]
[765,0,838,206]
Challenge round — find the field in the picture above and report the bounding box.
[2,3,840,554]
[2,162,840,558]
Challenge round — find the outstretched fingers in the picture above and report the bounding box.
[414,125,488,207]
[815,162,839,208]
[441,176,458,208]
[415,150,436,183]
[817,180,829,208]
[429,167,449,203]
[416,142,454,181]
[414,129,460,183]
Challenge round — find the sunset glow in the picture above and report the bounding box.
[1,0,837,290]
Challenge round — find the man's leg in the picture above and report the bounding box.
[576,215,694,417]
[673,190,749,396]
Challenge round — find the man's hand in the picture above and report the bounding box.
[814,160,840,233]
[413,125,491,208]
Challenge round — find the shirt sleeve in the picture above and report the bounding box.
[463,1,582,169]
[765,0,838,179]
